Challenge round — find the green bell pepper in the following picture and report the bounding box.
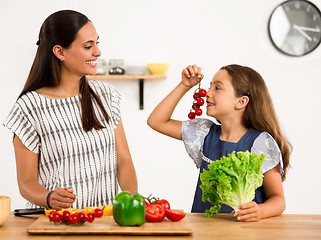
[113,191,145,226]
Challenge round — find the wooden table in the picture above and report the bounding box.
[0,213,320,240]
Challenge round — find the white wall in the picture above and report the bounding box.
[1,0,320,214]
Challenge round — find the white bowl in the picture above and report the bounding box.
[126,66,147,75]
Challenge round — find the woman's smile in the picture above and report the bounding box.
[86,59,97,68]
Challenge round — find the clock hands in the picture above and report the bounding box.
[294,26,312,41]
[294,25,321,32]
[293,24,320,41]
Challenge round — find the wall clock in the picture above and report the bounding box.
[268,0,321,56]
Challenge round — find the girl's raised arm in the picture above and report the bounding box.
[147,65,202,140]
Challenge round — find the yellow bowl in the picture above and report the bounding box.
[0,196,10,226]
[147,63,169,75]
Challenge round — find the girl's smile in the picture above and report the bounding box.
[206,100,215,108]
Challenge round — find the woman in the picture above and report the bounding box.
[3,10,137,209]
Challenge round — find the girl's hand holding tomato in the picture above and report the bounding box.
[181,64,203,88]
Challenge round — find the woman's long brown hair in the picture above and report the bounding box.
[221,64,292,181]
[18,10,108,132]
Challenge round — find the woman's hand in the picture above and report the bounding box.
[181,64,203,88]
[234,201,262,222]
[48,187,77,209]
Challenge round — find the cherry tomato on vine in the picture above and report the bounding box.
[49,211,62,222]
[69,213,80,224]
[198,89,207,97]
[196,98,204,106]
[86,213,95,222]
[188,75,205,119]
[61,210,71,223]
[193,93,199,100]
[157,199,170,210]
[165,209,186,222]
[195,108,202,116]
[188,112,196,120]
[78,212,86,222]
[145,204,166,222]
[48,211,56,220]
[93,208,103,218]
[145,200,150,207]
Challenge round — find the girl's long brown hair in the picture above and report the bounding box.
[221,64,292,181]
[18,10,109,132]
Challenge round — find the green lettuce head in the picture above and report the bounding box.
[200,151,265,217]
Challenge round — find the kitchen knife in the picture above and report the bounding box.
[14,208,45,216]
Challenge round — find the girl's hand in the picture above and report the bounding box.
[181,64,203,88]
[234,201,262,222]
[48,187,77,209]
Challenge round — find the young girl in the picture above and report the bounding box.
[147,64,291,222]
[3,10,137,210]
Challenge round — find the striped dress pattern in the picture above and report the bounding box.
[3,80,121,209]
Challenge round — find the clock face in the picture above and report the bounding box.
[269,0,321,56]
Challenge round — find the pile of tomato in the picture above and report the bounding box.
[144,196,186,222]
[47,208,103,225]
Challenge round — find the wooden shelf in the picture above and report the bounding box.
[86,74,167,110]
[86,74,167,81]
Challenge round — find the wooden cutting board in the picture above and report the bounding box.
[27,215,193,235]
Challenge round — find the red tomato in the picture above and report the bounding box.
[165,209,186,222]
[198,89,207,97]
[93,208,103,218]
[157,199,170,210]
[48,211,56,220]
[86,213,95,222]
[192,103,198,110]
[69,213,80,224]
[195,108,202,116]
[197,98,204,106]
[61,210,71,223]
[145,204,165,222]
[78,212,86,222]
[49,211,61,222]
[193,93,198,100]
[188,112,196,119]
[144,200,150,207]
